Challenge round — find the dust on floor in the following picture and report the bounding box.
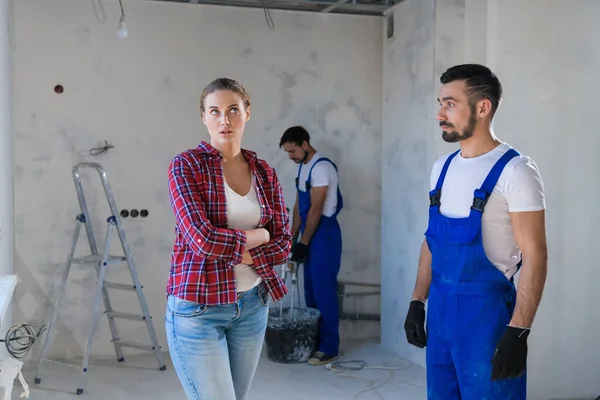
[17,340,427,399]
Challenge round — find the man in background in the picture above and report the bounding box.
[279,126,344,366]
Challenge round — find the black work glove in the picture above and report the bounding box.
[290,242,308,263]
[491,326,530,380]
[404,300,427,348]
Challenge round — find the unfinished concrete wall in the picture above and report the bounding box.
[380,0,437,370]
[492,1,600,398]
[13,0,383,360]
[0,0,14,361]
[381,0,600,398]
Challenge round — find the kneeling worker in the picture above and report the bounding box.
[279,126,344,365]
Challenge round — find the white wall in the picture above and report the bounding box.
[380,0,437,367]
[493,1,600,398]
[381,0,600,399]
[0,0,15,359]
[13,0,383,360]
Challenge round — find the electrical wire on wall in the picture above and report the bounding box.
[92,0,107,24]
[92,0,127,38]
[262,0,275,31]
[89,140,114,156]
[0,323,47,360]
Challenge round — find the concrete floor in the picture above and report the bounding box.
[16,340,427,399]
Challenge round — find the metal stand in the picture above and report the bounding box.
[34,162,166,395]
[280,261,301,318]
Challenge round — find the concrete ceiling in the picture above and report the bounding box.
[148,0,401,16]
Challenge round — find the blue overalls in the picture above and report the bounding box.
[296,157,344,357]
[425,148,526,399]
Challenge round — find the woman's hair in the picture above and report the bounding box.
[200,78,252,112]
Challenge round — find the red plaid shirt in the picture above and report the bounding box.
[167,141,291,305]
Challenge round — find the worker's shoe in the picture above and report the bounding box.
[308,351,336,365]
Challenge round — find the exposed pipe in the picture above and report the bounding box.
[337,282,381,321]
[338,280,380,288]
[344,291,380,297]
[340,312,380,321]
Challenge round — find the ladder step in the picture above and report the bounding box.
[71,254,126,265]
[34,164,167,396]
[103,281,138,291]
[112,340,156,351]
[105,311,146,321]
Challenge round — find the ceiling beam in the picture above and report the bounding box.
[322,0,350,13]
[150,0,391,16]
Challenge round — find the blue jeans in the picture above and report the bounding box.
[165,285,269,400]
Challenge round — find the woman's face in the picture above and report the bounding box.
[202,90,250,148]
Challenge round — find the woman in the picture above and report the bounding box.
[165,78,292,400]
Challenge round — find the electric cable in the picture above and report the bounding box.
[89,140,114,156]
[92,0,107,24]
[262,0,275,30]
[0,323,48,360]
[325,356,424,399]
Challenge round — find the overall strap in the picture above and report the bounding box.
[305,157,343,219]
[429,150,460,208]
[470,148,521,215]
[305,157,337,192]
[295,163,303,191]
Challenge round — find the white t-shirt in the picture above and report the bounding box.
[298,152,339,217]
[429,142,546,279]
[224,173,263,292]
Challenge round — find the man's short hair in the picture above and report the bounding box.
[279,126,310,148]
[440,64,503,114]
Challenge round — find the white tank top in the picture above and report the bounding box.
[224,173,263,292]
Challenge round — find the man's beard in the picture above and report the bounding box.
[293,150,308,164]
[441,105,477,143]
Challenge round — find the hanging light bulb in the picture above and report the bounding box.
[117,14,128,39]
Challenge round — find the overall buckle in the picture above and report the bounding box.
[471,190,490,212]
[429,190,441,206]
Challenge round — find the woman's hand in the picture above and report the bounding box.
[241,229,270,265]
[245,228,271,249]
[242,251,253,265]
[259,228,270,244]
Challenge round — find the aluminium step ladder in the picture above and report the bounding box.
[34,162,166,395]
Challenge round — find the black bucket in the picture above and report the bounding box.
[264,307,321,363]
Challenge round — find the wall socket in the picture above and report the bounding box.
[120,209,149,218]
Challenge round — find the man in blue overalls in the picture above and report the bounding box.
[279,126,344,366]
[404,64,548,399]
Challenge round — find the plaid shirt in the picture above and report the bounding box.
[167,141,291,305]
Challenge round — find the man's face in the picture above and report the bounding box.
[436,80,478,143]
[282,142,308,164]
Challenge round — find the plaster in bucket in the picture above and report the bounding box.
[265,261,321,363]
[265,307,321,363]
[0,357,29,399]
